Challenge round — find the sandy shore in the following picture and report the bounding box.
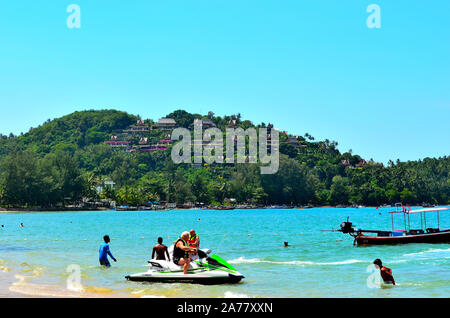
[0,261,132,298]
[0,271,131,298]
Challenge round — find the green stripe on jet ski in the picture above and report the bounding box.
[159,268,208,274]
[158,264,237,275]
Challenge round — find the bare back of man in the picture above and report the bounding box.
[152,244,170,261]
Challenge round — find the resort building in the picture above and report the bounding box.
[139,137,149,145]
[227,119,237,127]
[286,136,300,148]
[355,159,367,168]
[154,139,173,147]
[124,120,151,133]
[341,159,368,168]
[104,136,132,148]
[129,145,168,153]
[95,179,116,194]
[153,118,177,130]
[194,118,216,128]
[130,136,167,152]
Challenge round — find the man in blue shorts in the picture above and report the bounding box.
[99,235,117,267]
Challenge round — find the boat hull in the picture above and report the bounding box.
[125,271,243,285]
[355,230,450,245]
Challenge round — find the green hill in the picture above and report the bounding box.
[0,109,448,208]
[0,110,138,155]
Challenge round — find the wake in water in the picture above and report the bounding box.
[228,257,364,266]
[403,248,450,257]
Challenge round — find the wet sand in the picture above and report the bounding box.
[0,269,130,298]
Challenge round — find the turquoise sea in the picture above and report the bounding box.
[0,207,449,298]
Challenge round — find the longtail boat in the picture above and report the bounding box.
[334,204,450,245]
[215,206,235,210]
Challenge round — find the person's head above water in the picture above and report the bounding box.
[190,229,196,236]
[103,235,110,243]
[157,237,163,244]
[373,258,382,267]
[181,231,189,240]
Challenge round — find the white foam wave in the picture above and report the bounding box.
[403,248,450,257]
[0,265,10,272]
[389,259,408,264]
[224,291,249,298]
[228,257,363,266]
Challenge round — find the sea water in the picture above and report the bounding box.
[0,207,449,297]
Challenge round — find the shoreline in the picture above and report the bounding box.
[0,206,352,213]
[0,205,426,213]
[0,207,110,213]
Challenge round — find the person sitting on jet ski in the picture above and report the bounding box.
[188,229,200,251]
[173,231,198,274]
[152,237,170,261]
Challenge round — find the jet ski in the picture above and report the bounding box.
[125,248,244,285]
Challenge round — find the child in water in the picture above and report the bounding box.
[373,258,395,285]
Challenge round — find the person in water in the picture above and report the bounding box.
[173,231,197,274]
[99,235,117,267]
[152,237,170,261]
[373,258,395,285]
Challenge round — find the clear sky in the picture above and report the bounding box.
[0,0,449,164]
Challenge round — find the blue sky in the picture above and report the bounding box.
[0,0,449,164]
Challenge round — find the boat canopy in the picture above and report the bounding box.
[389,207,450,214]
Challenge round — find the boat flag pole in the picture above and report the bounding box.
[437,211,440,229]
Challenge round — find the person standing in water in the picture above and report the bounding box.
[373,259,395,285]
[152,237,170,261]
[99,235,117,267]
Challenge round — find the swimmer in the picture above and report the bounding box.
[373,258,395,285]
[99,235,117,267]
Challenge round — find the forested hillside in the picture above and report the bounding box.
[0,109,448,208]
